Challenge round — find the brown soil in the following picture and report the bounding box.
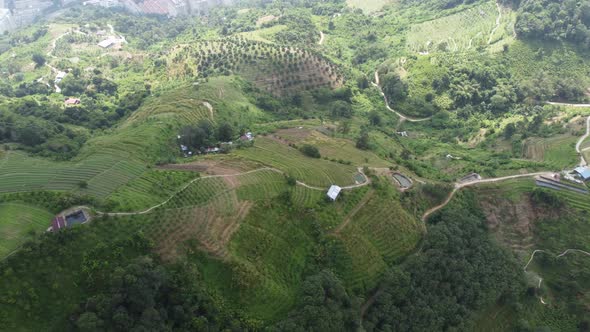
[158,159,259,175]
[479,192,559,255]
[156,198,253,261]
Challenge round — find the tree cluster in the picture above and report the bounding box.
[180,120,235,151]
[364,195,525,331]
[515,0,590,49]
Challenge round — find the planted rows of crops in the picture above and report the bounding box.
[168,37,343,96]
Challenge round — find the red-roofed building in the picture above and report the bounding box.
[51,216,67,231]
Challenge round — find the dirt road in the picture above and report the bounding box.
[319,31,325,45]
[575,116,590,166]
[421,172,551,221]
[372,71,432,122]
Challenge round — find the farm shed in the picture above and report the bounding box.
[574,166,590,181]
[327,185,342,201]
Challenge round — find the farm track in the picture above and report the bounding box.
[333,189,375,234]
[372,71,432,122]
[488,1,502,44]
[85,167,371,217]
[421,172,552,222]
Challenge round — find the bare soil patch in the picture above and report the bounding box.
[478,192,560,255]
[158,158,259,175]
[156,199,253,261]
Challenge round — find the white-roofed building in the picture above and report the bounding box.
[327,185,342,201]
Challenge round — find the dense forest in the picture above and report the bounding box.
[515,0,590,49]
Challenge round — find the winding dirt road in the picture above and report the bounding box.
[421,172,551,222]
[488,1,502,44]
[88,167,371,217]
[319,31,325,45]
[372,71,432,122]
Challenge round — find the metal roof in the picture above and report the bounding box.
[327,185,342,201]
[575,166,590,180]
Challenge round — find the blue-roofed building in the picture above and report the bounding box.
[574,166,590,181]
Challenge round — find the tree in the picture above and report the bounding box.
[272,271,361,332]
[217,122,234,142]
[368,111,382,126]
[300,144,321,158]
[381,73,408,102]
[329,100,353,118]
[504,123,517,139]
[32,53,46,68]
[356,131,370,150]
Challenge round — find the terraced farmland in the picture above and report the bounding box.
[335,189,424,291]
[407,1,514,53]
[0,152,145,198]
[0,203,54,258]
[273,129,390,167]
[234,137,359,187]
[522,135,578,170]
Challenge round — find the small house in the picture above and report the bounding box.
[240,132,254,141]
[65,98,81,106]
[55,71,67,83]
[574,166,590,181]
[327,185,342,201]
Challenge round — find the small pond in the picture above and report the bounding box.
[393,173,412,189]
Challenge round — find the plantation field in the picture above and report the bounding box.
[0,203,54,258]
[334,187,424,291]
[0,151,146,198]
[0,78,268,200]
[167,38,343,96]
[406,1,514,53]
[114,169,328,320]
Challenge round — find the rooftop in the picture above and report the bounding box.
[327,185,342,201]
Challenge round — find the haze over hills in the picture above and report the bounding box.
[0,0,589,331]
[0,0,233,33]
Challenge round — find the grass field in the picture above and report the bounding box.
[0,203,54,258]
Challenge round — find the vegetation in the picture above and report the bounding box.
[1,0,590,329]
